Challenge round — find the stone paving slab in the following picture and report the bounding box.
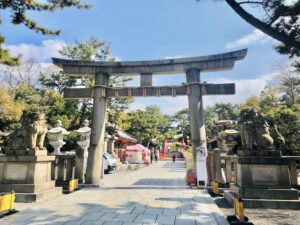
[135,214,157,224]
[0,160,228,225]
[163,208,180,216]
[156,215,176,225]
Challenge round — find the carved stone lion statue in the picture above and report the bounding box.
[238,108,285,151]
[7,111,48,151]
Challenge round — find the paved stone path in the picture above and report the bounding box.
[1,160,228,225]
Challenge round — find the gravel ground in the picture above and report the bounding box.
[214,197,300,225]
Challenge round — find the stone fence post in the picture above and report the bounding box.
[213,148,222,183]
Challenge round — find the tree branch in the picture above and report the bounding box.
[225,0,300,49]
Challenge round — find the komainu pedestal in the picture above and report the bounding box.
[0,150,62,203]
[225,109,300,209]
[226,150,300,209]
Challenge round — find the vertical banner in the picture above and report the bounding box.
[196,146,207,186]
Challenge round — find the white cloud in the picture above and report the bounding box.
[164,55,186,59]
[127,96,188,115]
[4,39,66,63]
[226,29,270,49]
[203,77,269,107]
[285,0,298,6]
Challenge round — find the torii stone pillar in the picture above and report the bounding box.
[52,49,248,186]
[85,73,109,185]
[186,68,207,177]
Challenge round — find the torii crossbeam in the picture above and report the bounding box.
[52,49,247,186]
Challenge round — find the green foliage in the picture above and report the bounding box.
[39,36,131,131]
[12,82,43,112]
[114,112,131,131]
[279,75,300,107]
[59,36,111,61]
[213,103,239,120]
[265,107,300,155]
[125,105,172,145]
[0,86,24,130]
[0,34,19,65]
[242,83,300,155]
[39,74,77,94]
[171,104,237,139]
[241,96,261,110]
[204,106,218,138]
[108,76,133,128]
[172,108,190,138]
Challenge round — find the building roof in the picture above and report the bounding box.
[116,130,138,143]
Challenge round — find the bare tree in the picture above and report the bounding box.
[0,59,53,88]
[272,60,300,106]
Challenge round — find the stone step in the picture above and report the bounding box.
[231,186,299,200]
[0,181,56,193]
[14,187,62,203]
[224,190,300,209]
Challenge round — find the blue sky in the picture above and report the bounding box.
[1,0,289,114]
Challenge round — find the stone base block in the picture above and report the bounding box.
[0,152,62,203]
[231,184,299,200]
[235,152,292,189]
[237,150,281,157]
[0,181,56,193]
[13,187,62,203]
[224,191,300,209]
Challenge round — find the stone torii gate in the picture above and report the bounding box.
[52,49,247,185]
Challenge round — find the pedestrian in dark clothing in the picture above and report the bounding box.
[172,154,176,163]
[150,153,153,164]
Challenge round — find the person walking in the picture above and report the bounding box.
[155,148,159,162]
[150,147,154,164]
[172,154,176,163]
[150,152,153,164]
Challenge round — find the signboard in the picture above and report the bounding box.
[196,146,207,186]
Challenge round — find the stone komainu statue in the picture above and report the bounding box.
[238,108,285,151]
[8,111,48,151]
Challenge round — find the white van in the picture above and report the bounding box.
[103,153,117,174]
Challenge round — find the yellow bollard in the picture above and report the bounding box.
[211,180,219,194]
[0,192,15,213]
[68,179,79,192]
[233,194,245,222]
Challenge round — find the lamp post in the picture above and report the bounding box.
[74,119,91,183]
[48,120,70,155]
[75,119,91,167]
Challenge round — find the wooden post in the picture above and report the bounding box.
[186,68,207,178]
[85,73,109,185]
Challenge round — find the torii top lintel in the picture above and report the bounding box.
[52,49,247,76]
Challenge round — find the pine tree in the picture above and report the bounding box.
[0,0,91,65]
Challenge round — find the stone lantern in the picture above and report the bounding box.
[222,129,239,154]
[48,120,70,155]
[216,120,238,155]
[74,119,91,182]
[75,119,91,166]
